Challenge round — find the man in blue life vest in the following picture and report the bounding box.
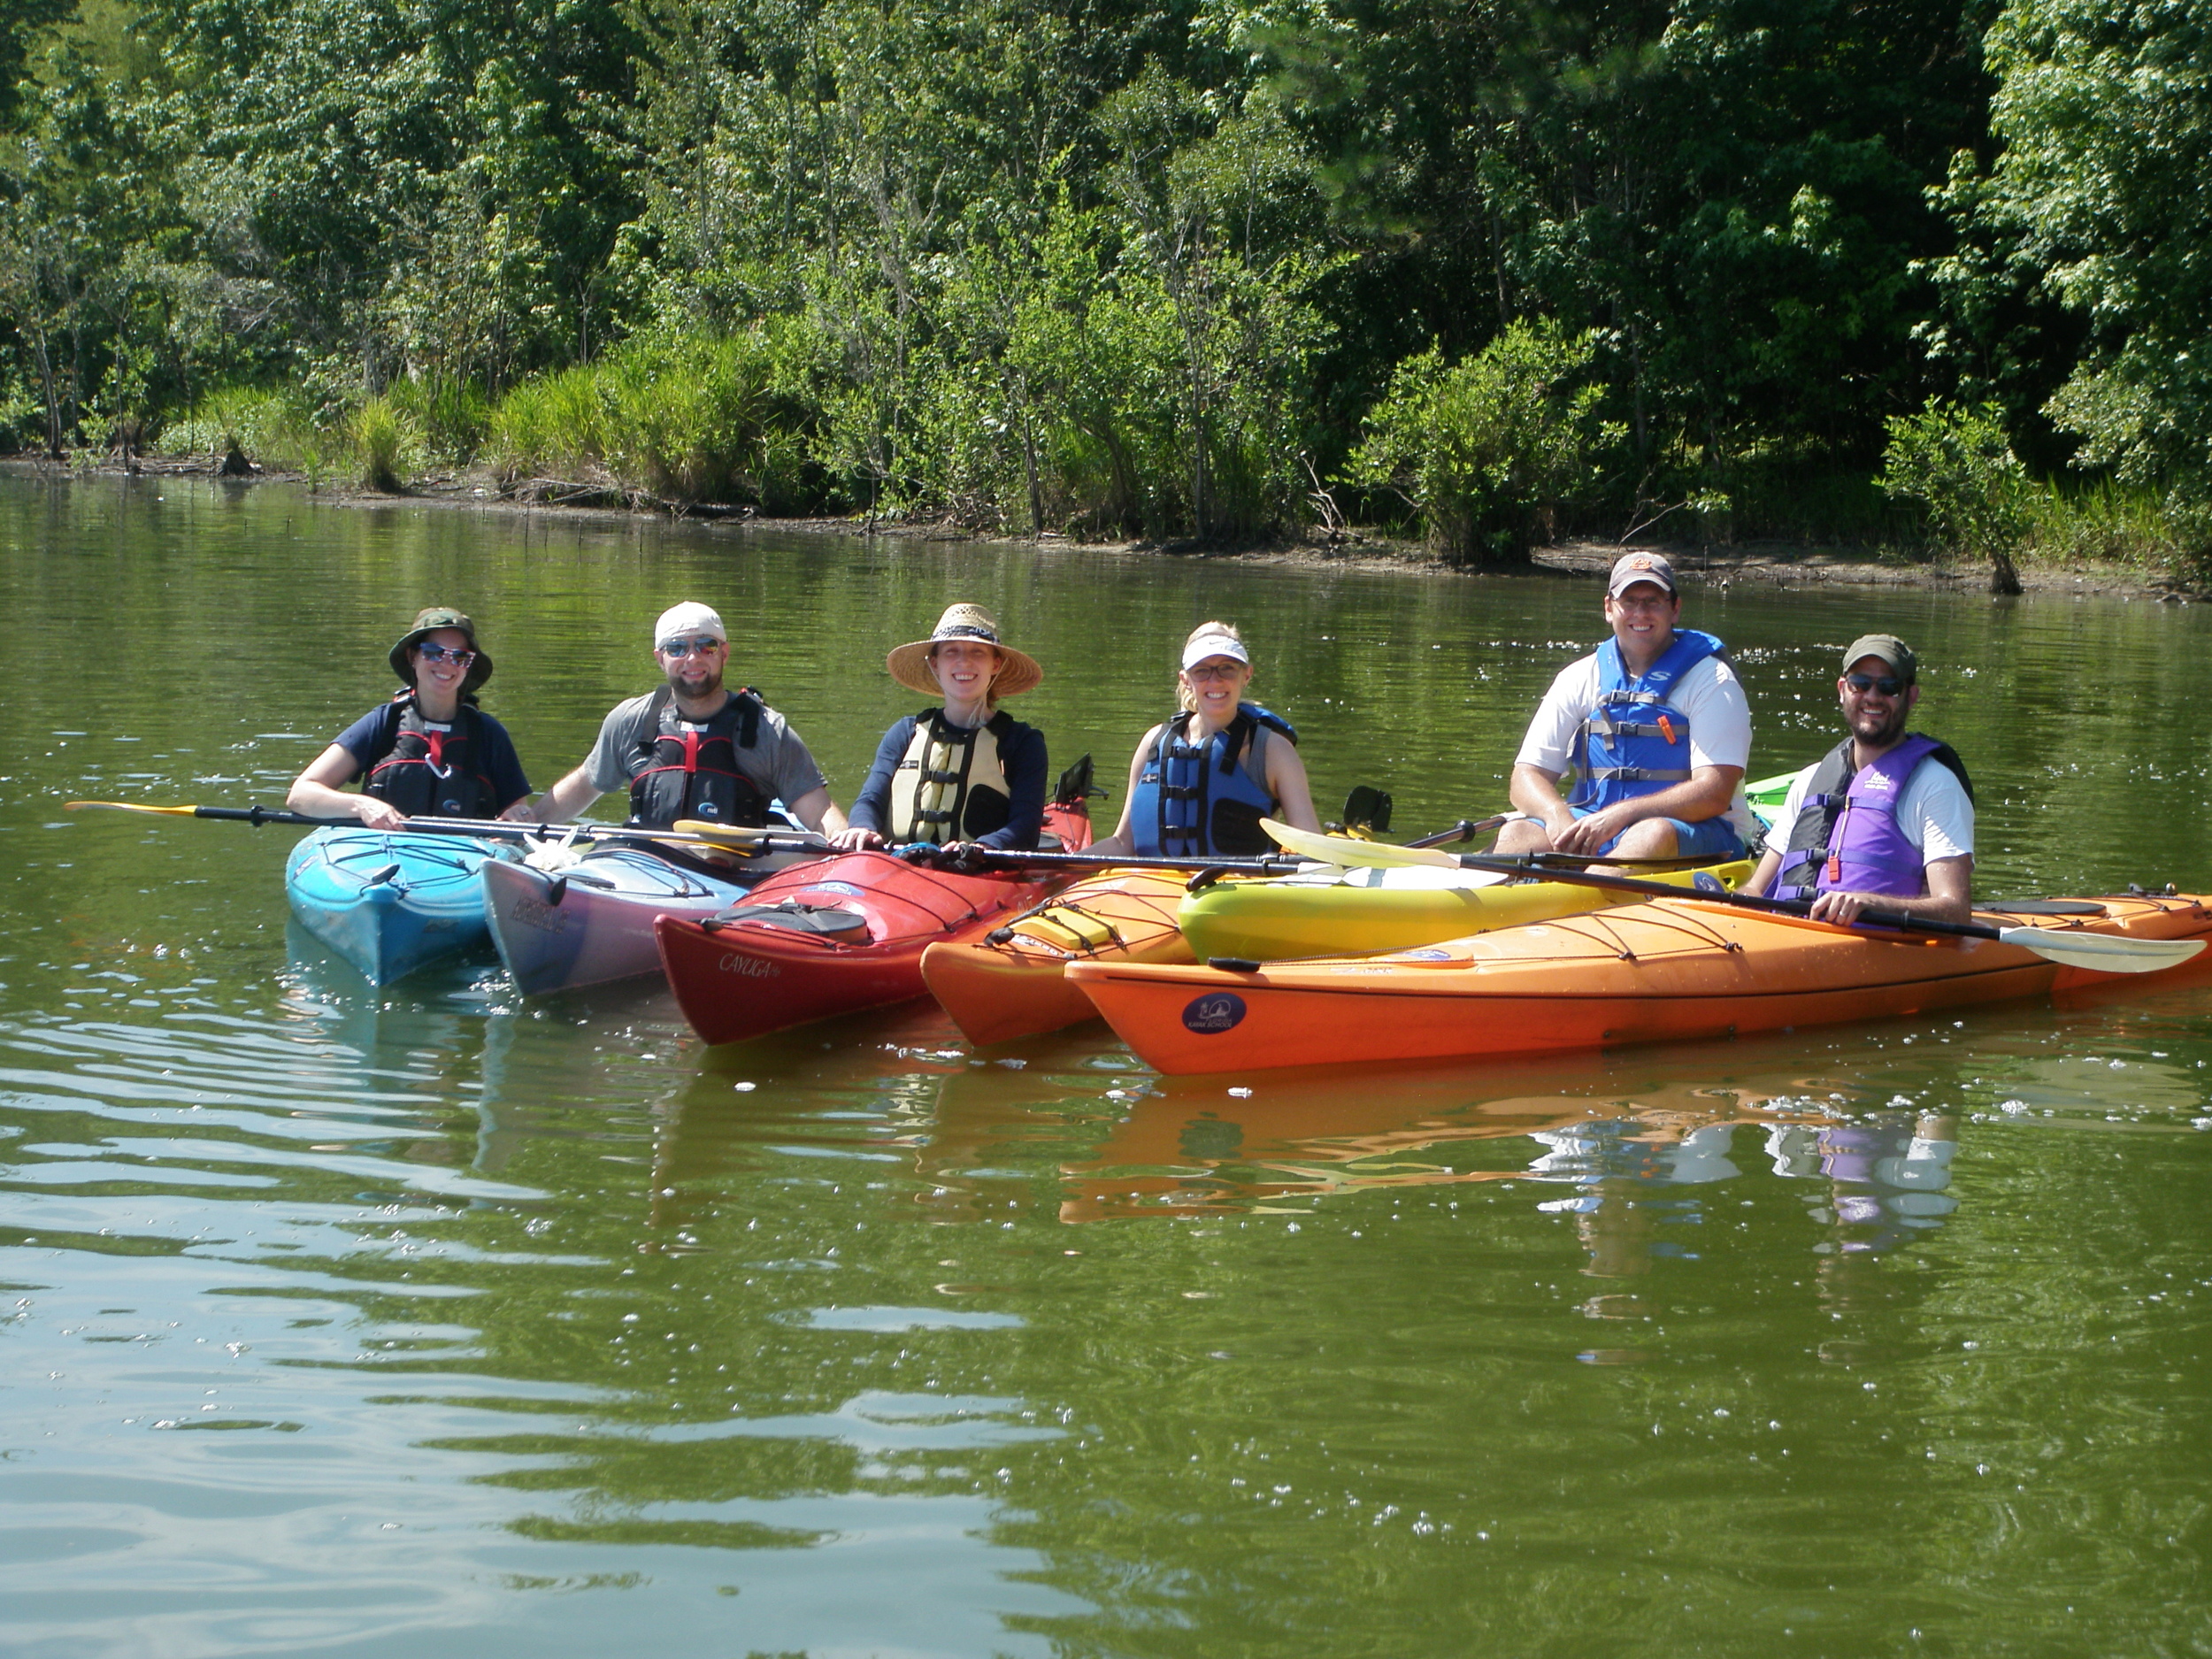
[531,602,850,834]
[1747,634,1975,925]
[1494,551,1758,863]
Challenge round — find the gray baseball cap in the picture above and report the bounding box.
[1842,634,1916,683]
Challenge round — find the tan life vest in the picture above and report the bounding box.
[887,709,1015,843]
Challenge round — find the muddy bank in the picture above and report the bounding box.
[10,451,2187,601]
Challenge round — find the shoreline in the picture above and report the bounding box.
[8,452,2186,601]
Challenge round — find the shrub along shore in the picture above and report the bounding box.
[20,442,2188,603]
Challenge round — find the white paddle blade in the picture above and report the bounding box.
[1261,818,1460,869]
[2003,926,2207,974]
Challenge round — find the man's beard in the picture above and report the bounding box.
[1851,702,1909,749]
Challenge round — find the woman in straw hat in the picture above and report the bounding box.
[287,606,536,831]
[829,603,1051,852]
[1087,620,1320,860]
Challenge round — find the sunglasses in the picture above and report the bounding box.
[413,642,476,666]
[1185,660,1247,681]
[658,636,724,658]
[1845,672,1908,696]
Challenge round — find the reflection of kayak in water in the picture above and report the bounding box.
[1070,891,2212,1076]
[1178,857,1754,963]
[1058,1067,1823,1223]
[921,869,1193,1045]
[285,826,511,984]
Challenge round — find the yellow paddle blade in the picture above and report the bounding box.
[66,800,200,816]
[669,819,831,854]
[1261,818,1460,869]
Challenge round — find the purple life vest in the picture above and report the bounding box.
[1770,733,1970,902]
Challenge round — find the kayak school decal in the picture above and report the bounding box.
[1182,992,1248,1034]
[1694,870,1728,894]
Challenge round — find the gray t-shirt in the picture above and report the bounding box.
[583,688,828,806]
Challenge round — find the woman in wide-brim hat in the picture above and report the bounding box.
[287,606,538,831]
[1087,619,1320,860]
[830,603,1050,852]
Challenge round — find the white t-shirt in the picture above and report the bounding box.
[1515,646,1758,841]
[1766,749,1975,872]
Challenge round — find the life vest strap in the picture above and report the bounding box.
[1585,764,1692,783]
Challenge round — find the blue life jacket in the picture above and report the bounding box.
[1570,629,1725,811]
[1128,703,1294,858]
[1770,733,1973,902]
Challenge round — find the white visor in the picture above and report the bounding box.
[1180,633,1250,671]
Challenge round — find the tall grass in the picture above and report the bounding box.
[352,396,417,491]
[488,332,813,506]
[156,386,331,471]
[2021,479,2184,569]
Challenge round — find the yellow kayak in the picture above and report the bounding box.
[1178,858,1756,962]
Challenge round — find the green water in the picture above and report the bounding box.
[3,472,2210,1657]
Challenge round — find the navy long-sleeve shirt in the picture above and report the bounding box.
[848,711,1048,850]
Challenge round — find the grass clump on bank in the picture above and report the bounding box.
[488,331,816,509]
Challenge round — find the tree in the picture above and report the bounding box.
[1350,319,1616,564]
[1949,0,2212,495]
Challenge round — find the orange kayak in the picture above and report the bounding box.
[921,868,1193,1044]
[1068,892,2212,1076]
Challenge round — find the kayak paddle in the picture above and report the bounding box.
[669,819,833,855]
[1258,818,2208,975]
[67,800,776,856]
[904,813,1511,877]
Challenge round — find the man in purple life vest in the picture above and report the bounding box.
[1747,634,1976,926]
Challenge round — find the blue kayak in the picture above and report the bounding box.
[284,826,511,984]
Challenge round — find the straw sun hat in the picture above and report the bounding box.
[886,604,1043,699]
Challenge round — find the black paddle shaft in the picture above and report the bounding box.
[1445,852,2011,945]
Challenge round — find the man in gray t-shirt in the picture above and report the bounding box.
[531,602,849,833]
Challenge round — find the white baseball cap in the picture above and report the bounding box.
[655,602,726,649]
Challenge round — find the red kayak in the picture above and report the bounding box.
[655,850,1060,1043]
[653,777,1094,1045]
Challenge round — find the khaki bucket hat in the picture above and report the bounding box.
[388,606,493,695]
[885,603,1043,699]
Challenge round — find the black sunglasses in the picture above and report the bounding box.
[1844,672,1908,697]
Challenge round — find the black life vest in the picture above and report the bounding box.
[365,695,494,818]
[626,687,772,829]
[886,708,1018,844]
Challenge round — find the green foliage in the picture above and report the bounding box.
[2021,478,2185,570]
[351,395,416,491]
[1880,398,2029,590]
[384,377,492,466]
[1880,400,2029,553]
[1349,322,1617,565]
[488,328,817,507]
[6,0,2205,561]
[1949,0,2212,494]
[155,384,327,467]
